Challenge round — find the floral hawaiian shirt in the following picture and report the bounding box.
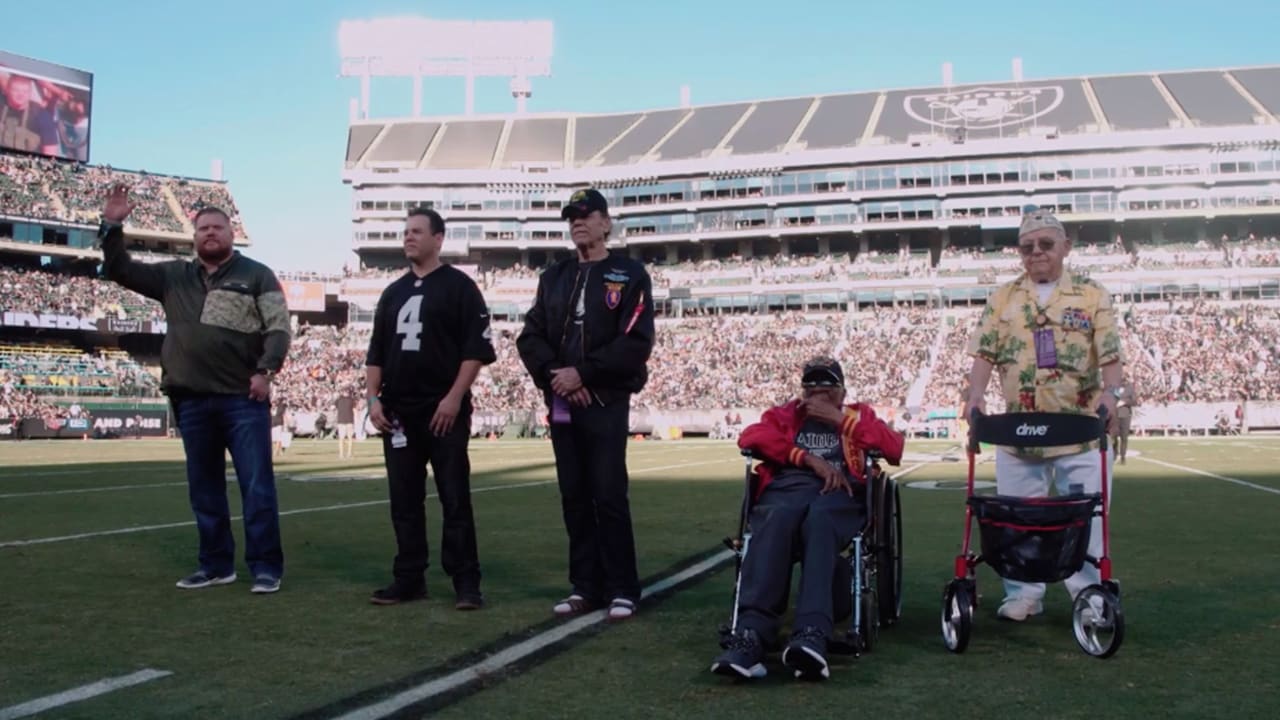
[967,271,1124,457]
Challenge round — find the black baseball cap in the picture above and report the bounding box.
[802,357,844,388]
[561,188,609,220]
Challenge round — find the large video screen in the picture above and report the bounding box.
[0,50,93,162]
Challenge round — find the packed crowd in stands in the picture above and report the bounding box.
[1122,301,1280,402]
[169,179,247,237]
[0,387,68,423]
[0,154,60,221]
[641,310,933,410]
[0,153,247,237]
[48,162,181,232]
[337,235,1276,292]
[3,300,1280,424]
[271,324,366,417]
[922,301,1280,409]
[0,266,164,321]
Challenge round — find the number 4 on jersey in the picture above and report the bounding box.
[397,295,424,351]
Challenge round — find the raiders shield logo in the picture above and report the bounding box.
[604,282,624,310]
[904,85,1064,131]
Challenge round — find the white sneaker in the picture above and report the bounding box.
[997,597,1043,621]
[176,570,237,590]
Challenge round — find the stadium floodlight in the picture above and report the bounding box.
[338,16,553,117]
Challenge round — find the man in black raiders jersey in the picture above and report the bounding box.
[365,207,497,611]
[517,188,655,622]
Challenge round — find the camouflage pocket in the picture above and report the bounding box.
[201,288,261,334]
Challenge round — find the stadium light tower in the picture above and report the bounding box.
[338,17,553,117]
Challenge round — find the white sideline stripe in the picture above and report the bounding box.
[1136,456,1280,496]
[892,463,925,480]
[331,550,734,720]
[0,466,177,479]
[331,459,924,720]
[0,442,689,484]
[0,457,735,549]
[0,482,188,499]
[0,669,172,720]
[0,445,663,496]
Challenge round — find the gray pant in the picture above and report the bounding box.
[1113,415,1131,460]
[736,474,865,643]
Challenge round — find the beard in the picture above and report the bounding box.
[197,242,233,265]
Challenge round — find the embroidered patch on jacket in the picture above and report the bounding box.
[604,282,624,310]
[604,271,630,283]
[202,289,262,334]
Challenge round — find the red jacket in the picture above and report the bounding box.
[738,400,905,499]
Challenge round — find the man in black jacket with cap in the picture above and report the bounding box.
[517,188,656,622]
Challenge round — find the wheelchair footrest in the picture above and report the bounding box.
[828,634,862,656]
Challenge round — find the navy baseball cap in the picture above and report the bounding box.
[561,188,609,220]
[802,357,845,388]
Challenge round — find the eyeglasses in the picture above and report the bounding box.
[1017,238,1059,256]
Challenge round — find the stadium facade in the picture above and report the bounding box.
[341,64,1280,319]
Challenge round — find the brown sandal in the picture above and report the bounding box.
[553,593,594,617]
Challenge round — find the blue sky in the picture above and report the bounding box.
[4,0,1277,272]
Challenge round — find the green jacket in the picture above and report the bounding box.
[99,223,291,396]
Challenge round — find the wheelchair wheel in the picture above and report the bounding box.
[1072,583,1124,658]
[941,580,973,653]
[876,479,903,626]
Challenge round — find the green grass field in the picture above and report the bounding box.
[1,435,1278,719]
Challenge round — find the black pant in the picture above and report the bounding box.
[737,475,865,642]
[549,397,640,603]
[381,408,481,592]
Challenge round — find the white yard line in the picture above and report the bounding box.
[329,550,734,720]
[0,466,176,479]
[327,460,924,720]
[0,482,188,499]
[0,669,172,720]
[0,457,736,549]
[892,463,925,480]
[1136,456,1280,496]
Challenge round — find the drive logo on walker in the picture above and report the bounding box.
[1016,423,1050,437]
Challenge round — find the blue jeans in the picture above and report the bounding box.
[172,394,284,579]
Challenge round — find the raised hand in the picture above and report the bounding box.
[103,183,136,224]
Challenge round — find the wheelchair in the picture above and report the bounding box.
[718,448,904,657]
[941,409,1124,658]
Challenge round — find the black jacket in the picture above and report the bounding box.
[517,252,655,405]
[99,223,291,396]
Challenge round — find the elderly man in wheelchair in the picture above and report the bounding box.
[711,357,905,681]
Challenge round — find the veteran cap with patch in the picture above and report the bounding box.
[1019,208,1066,239]
[561,188,609,220]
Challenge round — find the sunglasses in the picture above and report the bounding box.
[1017,238,1060,256]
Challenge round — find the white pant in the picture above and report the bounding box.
[994,448,1114,602]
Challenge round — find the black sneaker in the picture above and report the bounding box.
[782,626,830,680]
[710,628,767,679]
[370,581,426,605]
[176,570,237,590]
[454,591,485,611]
